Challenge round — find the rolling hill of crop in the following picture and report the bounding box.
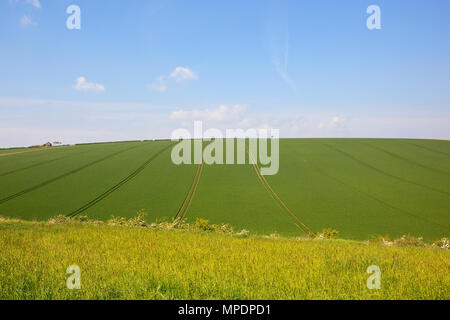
[0,139,449,240]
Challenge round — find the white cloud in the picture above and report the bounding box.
[170,104,246,122]
[2,98,450,148]
[26,0,40,8]
[9,0,41,8]
[170,106,349,138]
[318,116,346,130]
[149,76,167,92]
[73,77,105,92]
[149,66,198,91]
[19,15,35,27]
[170,67,198,82]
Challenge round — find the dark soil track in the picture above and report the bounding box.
[174,161,204,220]
[68,143,174,217]
[0,144,143,205]
[247,149,313,235]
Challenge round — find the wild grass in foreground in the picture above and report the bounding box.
[0,215,448,300]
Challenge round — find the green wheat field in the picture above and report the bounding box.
[0,138,449,299]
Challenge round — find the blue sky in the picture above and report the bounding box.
[1,0,450,147]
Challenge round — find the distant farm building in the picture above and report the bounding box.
[43,142,52,147]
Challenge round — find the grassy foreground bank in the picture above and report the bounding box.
[0,218,448,300]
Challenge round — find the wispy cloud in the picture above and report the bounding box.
[170,104,246,122]
[10,0,41,28]
[26,0,41,8]
[170,66,198,82]
[9,0,41,8]
[19,14,36,28]
[0,98,171,148]
[73,77,105,92]
[318,116,346,130]
[1,98,449,148]
[266,0,296,91]
[148,76,167,92]
[272,36,296,91]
